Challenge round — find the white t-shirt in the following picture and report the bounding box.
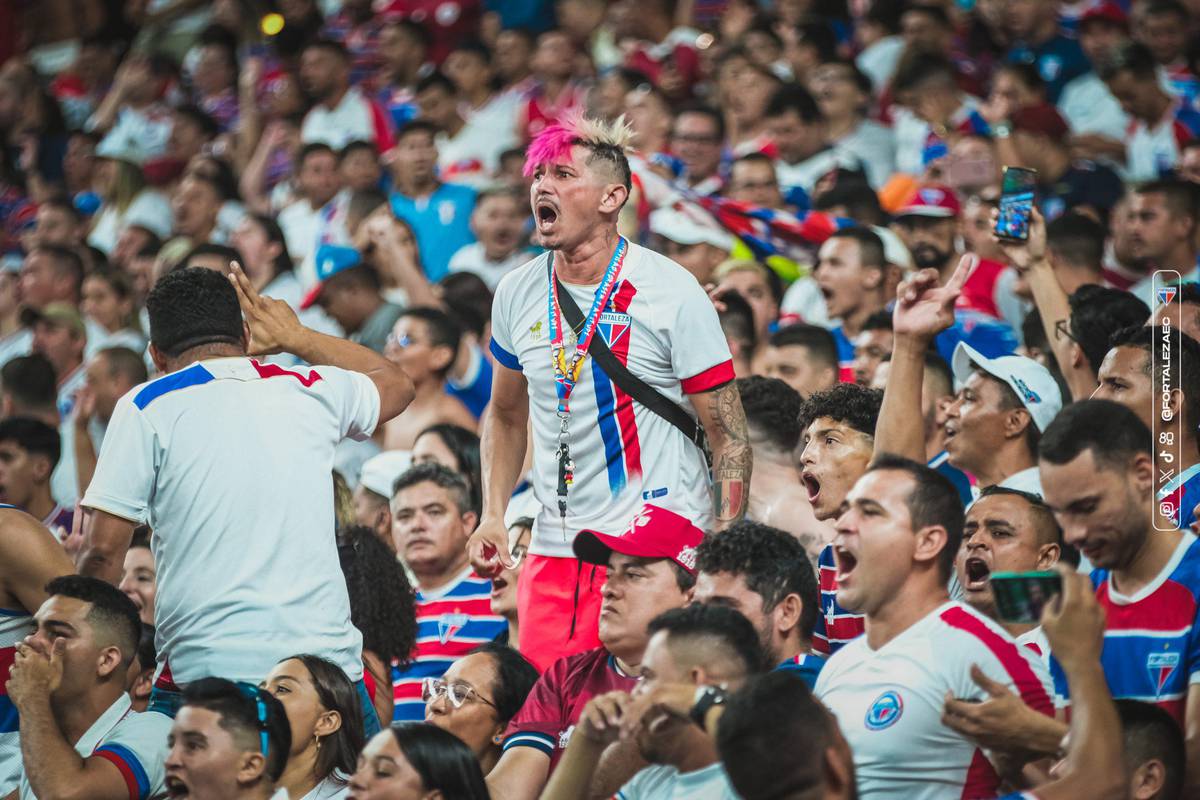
[87,190,174,256]
[18,693,170,800]
[270,774,350,800]
[0,328,31,369]
[301,87,389,150]
[815,600,1055,800]
[82,356,380,684]
[1126,99,1200,181]
[833,120,896,189]
[775,148,847,195]
[1059,72,1129,142]
[448,243,537,290]
[489,243,734,557]
[615,762,739,800]
[437,109,518,188]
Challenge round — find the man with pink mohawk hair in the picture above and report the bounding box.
[472,111,751,796]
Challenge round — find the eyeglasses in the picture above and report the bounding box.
[1054,318,1078,344]
[235,682,271,757]
[386,332,417,348]
[422,678,498,711]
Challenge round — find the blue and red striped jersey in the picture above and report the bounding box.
[1050,533,1200,727]
[391,568,508,723]
[813,544,866,656]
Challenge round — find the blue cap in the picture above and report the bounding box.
[300,244,363,309]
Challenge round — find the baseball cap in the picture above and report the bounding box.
[574,505,705,575]
[1010,103,1069,142]
[358,450,413,499]
[895,184,961,219]
[95,133,150,167]
[649,208,734,251]
[299,244,364,310]
[20,302,86,338]
[1079,0,1128,30]
[952,342,1063,432]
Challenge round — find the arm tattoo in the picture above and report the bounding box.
[707,382,751,523]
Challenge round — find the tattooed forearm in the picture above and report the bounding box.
[705,382,751,525]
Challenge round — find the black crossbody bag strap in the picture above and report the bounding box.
[552,262,708,450]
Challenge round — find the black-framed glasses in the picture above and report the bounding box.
[235,682,271,757]
[422,678,498,711]
[1053,318,1078,343]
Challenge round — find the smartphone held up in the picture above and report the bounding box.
[994,166,1037,242]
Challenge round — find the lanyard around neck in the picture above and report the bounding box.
[546,238,628,416]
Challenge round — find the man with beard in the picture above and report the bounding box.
[694,520,824,686]
[892,185,1024,335]
[541,604,762,800]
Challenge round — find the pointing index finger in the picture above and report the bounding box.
[945,253,977,294]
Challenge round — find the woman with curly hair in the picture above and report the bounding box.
[338,524,418,727]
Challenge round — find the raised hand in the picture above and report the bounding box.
[467,516,516,577]
[991,206,1046,273]
[892,253,975,340]
[577,691,632,746]
[228,261,303,355]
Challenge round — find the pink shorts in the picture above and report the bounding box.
[516,553,605,672]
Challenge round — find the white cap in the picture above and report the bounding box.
[358,450,413,499]
[952,343,1063,432]
[649,208,734,251]
[95,133,148,166]
[872,225,913,271]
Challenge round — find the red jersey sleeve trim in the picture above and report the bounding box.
[681,360,735,394]
[940,606,1054,717]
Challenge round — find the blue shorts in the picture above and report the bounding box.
[150,677,382,738]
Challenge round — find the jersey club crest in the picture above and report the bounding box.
[1147,651,1180,696]
[438,612,469,645]
[864,690,904,730]
[597,312,632,348]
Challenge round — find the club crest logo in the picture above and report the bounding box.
[1148,651,1180,696]
[1011,376,1042,404]
[919,188,945,205]
[558,725,575,749]
[597,312,632,348]
[438,612,469,645]
[676,546,697,571]
[1159,287,1178,306]
[864,690,904,731]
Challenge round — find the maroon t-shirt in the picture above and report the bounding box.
[501,647,637,770]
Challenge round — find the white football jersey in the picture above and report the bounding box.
[815,601,1054,800]
[490,242,734,557]
[84,357,379,685]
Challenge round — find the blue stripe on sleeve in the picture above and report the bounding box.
[489,338,522,372]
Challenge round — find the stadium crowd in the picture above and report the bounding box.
[2,0,1200,798]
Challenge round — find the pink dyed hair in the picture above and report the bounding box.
[522,122,582,177]
[522,113,635,177]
